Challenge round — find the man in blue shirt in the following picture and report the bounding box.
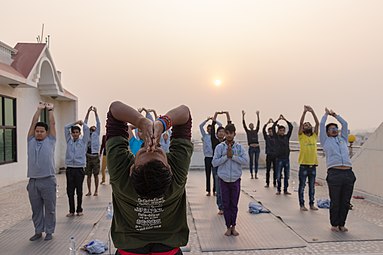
[320,108,356,232]
[64,118,90,217]
[27,102,56,241]
[84,106,101,196]
[212,123,248,236]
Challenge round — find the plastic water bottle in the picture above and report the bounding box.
[106,202,113,220]
[69,236,76,255]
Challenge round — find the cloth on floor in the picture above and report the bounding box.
[317,198,331,209]
[83,239,108,254]
[249,201,270,214]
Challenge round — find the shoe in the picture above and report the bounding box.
[254,173,258,179]
[224,228,232,236]
[264,184,269,188]
[284,191,292,195]
[66,213,75,217]
[251,174,254,179]
[213,192,216,196]
[85,192,92,196]
[231,226,239,236]
[206,192,211,196]
[300,206,308,211]
[331,226,340,232]
[310,205,319,210]
[29,233,42,241]
[276,191,281,195]
[77,212,84,216]
[44,233,53,241]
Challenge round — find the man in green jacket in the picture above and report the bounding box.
[106,101,193,255]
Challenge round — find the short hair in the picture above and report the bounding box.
[224,123,236,133]
[131,160,172,199]
[71,126,81,133]
[207,124,212,129]
[326,123,338,132]
[35,122,48,131]
[267,127,273,132]
[277,125,285,130]
[217,126,224,133]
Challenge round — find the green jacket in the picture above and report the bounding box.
[107,136,193,250]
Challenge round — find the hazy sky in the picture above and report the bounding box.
[2,0,383,134]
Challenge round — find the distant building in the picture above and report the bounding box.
[0,40,77,188]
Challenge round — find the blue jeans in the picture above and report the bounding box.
[212,167,223,210]
[276,158,290,192]
[248,146,260,174]
[298,165,316,206]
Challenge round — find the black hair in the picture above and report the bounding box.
[277,125,285,130]
[267,127,273,131]
[224,123,236,133]
[131,160,172,199]
[207,124,212,129]
[326,123,338,132]
[35,122,48,131]
[217,126,224,133]
[71,126,81,133]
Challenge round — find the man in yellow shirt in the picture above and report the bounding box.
[298,105,319,211]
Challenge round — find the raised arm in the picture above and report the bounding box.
[335,113,348,142]
[153,105,190,149]
[199,118,210,136]
[255,111,260,132]
[93,107,101,135]
[263,119,273,140]
[308,106,319,135]
[286,119,293,139]
[223,111,231,124]
[28,102,46,138]
[319,110,329,145]
[148,109,158,119]
[46,103,56,138]
[110,101,153,149]
[298,106,308,135]
[242,110,249,132]
[84,106,92,124]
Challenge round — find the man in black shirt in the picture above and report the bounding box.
[263,118,277,188]
[272,115,293,195]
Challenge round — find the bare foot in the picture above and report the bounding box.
[300,206,308,211]
[224,228,232,236]
[231,227,239,236]
[85,192,92,196]
[218,210,224,215]
[206,192,211,196]
[339,226,348,232]
[310,205,318,210]
[93,192,98,196]
[331,226,340,232]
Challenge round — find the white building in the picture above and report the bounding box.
[0,40,78,188]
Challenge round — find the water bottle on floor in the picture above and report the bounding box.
[106,202,113,220]
[69,236,76,255]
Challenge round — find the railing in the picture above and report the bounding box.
[190,139,361,169]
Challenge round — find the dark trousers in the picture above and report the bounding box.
[212,167,223,210]
[326,168,356,227]
[276,158,290,192]
[220,178,241,228]
[204,157,215,192]
[66,167,85,213]
[298,165,316,206]
[265,155,277,185]
[248,146,260,174]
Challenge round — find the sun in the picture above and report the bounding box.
[214,80,222,86]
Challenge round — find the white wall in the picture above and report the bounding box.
[0,86,77,187]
